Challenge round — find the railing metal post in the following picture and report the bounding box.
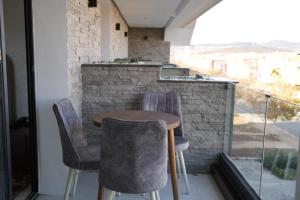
[295,138,300,199]
[259,94,271,196]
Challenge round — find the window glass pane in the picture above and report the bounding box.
[230,86,267,194]
[260,98,300,200]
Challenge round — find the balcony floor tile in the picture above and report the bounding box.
[37,172,224,200]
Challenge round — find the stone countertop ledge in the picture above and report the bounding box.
[82,62,163,66]
[81,63,237,83]
[159,76,237,83]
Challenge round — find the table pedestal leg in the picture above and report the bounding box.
[97,184,104,200]
[168,128,179,200]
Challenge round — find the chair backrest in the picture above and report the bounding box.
[53,98,86,167]
[99,118,168,194]
[140,91,184,137]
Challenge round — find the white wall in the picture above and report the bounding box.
[32,0,69,195]
[101,0,112,61]
[101,0,128,61]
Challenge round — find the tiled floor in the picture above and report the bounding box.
[37,172,224,200]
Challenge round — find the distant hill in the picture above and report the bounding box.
[190,41,300,54]
[262,40,300,51]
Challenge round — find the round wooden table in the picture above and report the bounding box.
[94,110,180,200]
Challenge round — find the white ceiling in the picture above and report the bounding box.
[114,0,184,28]
[113,0,222,28]
[167,0,222,28]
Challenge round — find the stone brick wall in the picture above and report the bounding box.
[66,0,102,117]
[82,64,235,172]
[66,0,128,117]
[128,28,170,63]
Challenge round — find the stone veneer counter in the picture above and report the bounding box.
[81,63,235,173]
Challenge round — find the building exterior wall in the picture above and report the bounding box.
[66,0,128,117]
[82,64,234,172]
[66,0,102,118]
[128,28,170,63]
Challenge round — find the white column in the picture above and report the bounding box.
[32,0,69,195]
[100,0,113,61]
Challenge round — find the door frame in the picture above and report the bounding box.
[0,0,38,199]
[24,0,39,198]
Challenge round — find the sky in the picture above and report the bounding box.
[191,0,300,44]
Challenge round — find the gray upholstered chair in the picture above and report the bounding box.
[98,118,168,200]
[53,98,100,200]
[140,91,190,194]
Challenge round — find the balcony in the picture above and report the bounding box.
[40,54,300,200]
[2,0,300,199]
[37,75,300,199]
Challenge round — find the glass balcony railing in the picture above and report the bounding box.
[229,85,300,200]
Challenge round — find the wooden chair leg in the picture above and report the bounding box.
[116,192,121,197]
[155,191,160,200]
[108,190,116,200]
[149,191,156,200]
[179,151,190,194]
[97,184,105,200]
[176,152,181,178]
[71,170,79,197]
[64,168,75,200]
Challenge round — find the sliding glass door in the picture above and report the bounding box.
[0,62,10,199]
[0,0,11,199]
[0,0,37,199]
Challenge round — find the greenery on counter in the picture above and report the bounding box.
[100,57,147,64]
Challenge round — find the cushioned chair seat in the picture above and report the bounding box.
[99,118,168,195]
[75,145,100,170]
[175,136,189,152]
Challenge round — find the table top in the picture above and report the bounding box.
[94,110,180,129]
